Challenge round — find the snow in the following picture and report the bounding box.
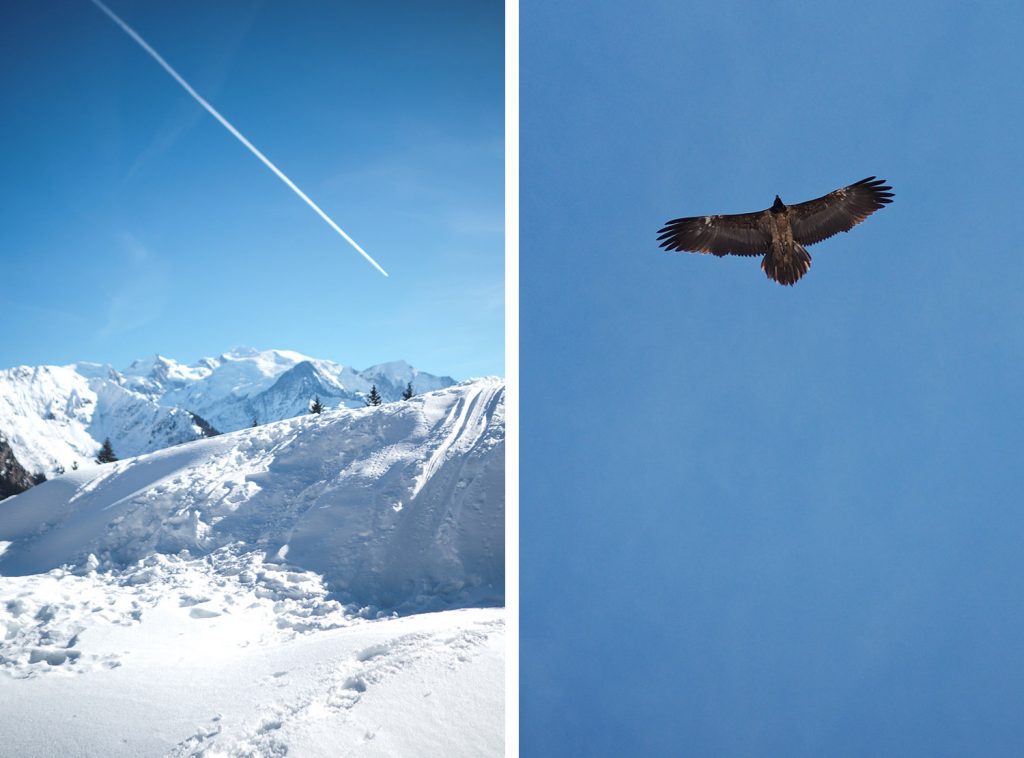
[0,379,504,755]
[0,560,503,756]
[128,346,456,432]
[0,348,457,480]
[0,363,209,478]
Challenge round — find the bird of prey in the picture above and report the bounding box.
[657,177,894,286]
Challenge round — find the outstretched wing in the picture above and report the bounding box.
[657,211,770,257]
[789,177,893,246]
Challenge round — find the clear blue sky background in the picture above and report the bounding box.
[0,0,503,378]
[522,1,1024,755]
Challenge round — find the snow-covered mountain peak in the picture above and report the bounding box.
[216,346,315,371]
[121,354,211,395]
[0,349,460,492]
[124,353,189,376]
[274,359,344,390]
[366,359,413,377]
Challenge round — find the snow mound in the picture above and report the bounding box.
[0,379,505,612]
[0,378,503,755]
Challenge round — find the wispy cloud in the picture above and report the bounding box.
[0,298,86,328]
[124,117,197,181]
[380,278,503,329]
[321,135,504,239]
[97,232,168,340]
[90,0,388,277]
[443,208,504,238]
[122,4,262,182]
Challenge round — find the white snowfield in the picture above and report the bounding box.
[0,379,505,756]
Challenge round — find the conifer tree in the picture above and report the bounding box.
[310,396,324,414]
[402,382,414,401]
[365,385,382,406]
[96,438,118,464]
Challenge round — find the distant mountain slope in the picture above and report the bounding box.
[124,347,456,432]
[0,363,218,483]
[0,379,504,612]
[0,348,457,490]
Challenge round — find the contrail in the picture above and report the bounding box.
[89,0,389,277]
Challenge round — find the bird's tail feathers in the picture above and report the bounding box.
[762,243,811,286]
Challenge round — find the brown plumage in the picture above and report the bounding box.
[657,177,894,286]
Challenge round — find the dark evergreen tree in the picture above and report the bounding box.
[96,438,118,464]
[365,385,382,406]
[310,396,324,414]
[252,417,259,427]
[402,382,414,401]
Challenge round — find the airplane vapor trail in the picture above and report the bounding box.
[89,0,389,277]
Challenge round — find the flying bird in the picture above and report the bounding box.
[657,177,894,286]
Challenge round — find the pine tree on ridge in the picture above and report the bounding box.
[96,438,118,464]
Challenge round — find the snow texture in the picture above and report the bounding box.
[0,379,504,756]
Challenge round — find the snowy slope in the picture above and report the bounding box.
[0,379,505,756]
[0,378,504,608]
[0,563,504,756]
[0,348,457,485]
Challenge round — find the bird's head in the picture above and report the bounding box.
[771,195,785,213]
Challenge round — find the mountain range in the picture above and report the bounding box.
[0,347,456,495]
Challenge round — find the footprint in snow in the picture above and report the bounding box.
[355,644,388,662]
[28,648,82,666]
[168,715,223,757]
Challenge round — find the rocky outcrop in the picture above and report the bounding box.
[0,435,44,501]
[188,412,220,438]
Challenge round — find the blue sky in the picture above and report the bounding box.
[0,0,503,378]
[521,1,1024,755]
